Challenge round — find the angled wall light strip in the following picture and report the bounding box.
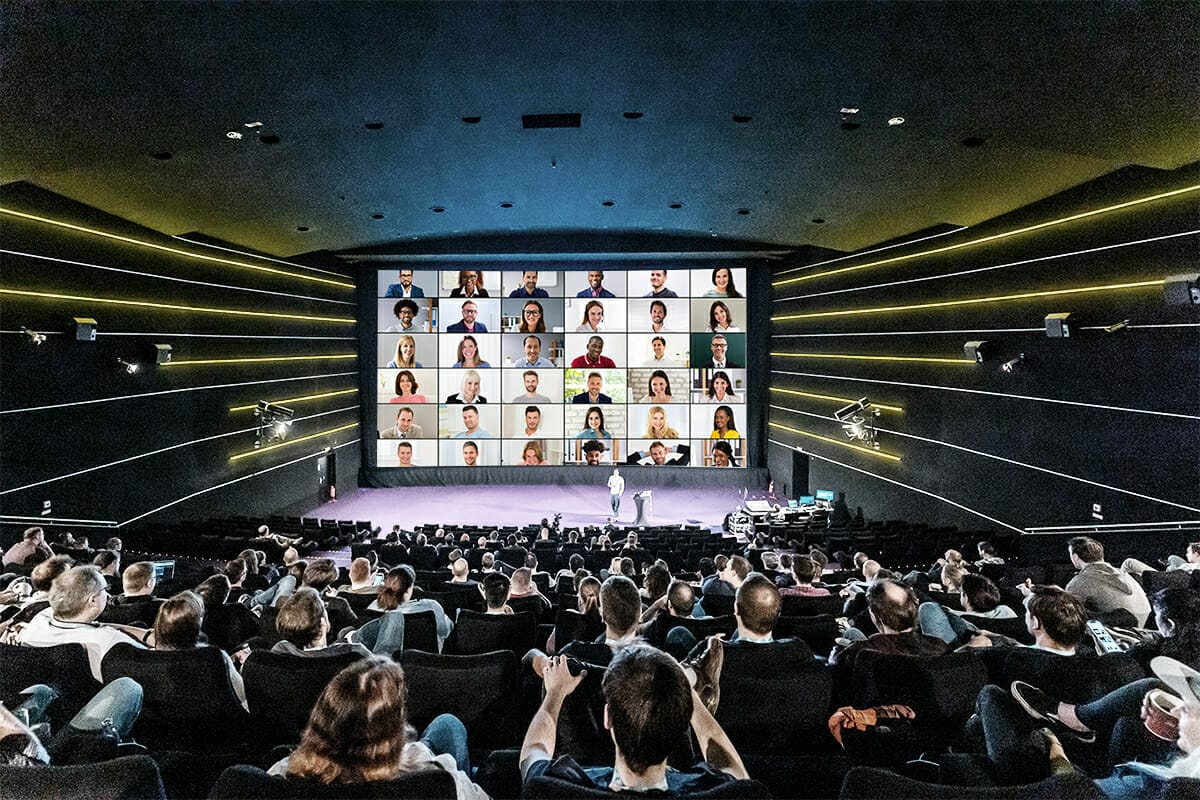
[0,207,355,289]
[123,438,360,527]
[768,421,902,462]
[774,226,968,277]
[771,279,1165,322]
[774,328,1044,338]
[229,422,359,462]
[774,230,1199,304]
[0,288,355,324]
[229,388,358,412]
[769,387,904,413]
[772,184,1200,287]
[770,351,974,365]
[163,354,356,367]
[770,369,1200,421]
[0,372,357,415]
[769,439,1024,534]
[1,250,356,306]
[172,234,350,279]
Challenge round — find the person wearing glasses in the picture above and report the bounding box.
[447,301,488,334]
[698,334,741,369]
[384,269,426,298]
[518,300,547,334]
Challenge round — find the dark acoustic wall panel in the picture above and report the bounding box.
[768,163,1200,533]
[0,184,361,530]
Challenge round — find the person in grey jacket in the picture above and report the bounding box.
[1065,536,1150,627]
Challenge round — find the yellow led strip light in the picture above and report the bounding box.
[769,387,904,413]
[0,288,355,324]
[768,421,902,462]
[771,279,1165,322]
[770,351,974,365]
[0,207,355,289]
[164,354,356,367]
[229,422,359,462]
[773,185,1200,287]
[229,389,358,412]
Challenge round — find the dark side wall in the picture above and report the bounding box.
[768,163,1200,534]
[0,184,361,533]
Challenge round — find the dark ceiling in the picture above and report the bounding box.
[2,1,1197,260]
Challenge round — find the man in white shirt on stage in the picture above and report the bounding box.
[607,468,625,521]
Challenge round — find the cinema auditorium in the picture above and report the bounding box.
[1,3,1198,798]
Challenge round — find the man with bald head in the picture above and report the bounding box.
[829,579,949,667]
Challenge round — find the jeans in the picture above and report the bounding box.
[977,684,1054,785]
[18,678,144,739]
[918,601,978,646]
[610,493,620,516]
[420,713,470,773]
[1076,678,1175,767]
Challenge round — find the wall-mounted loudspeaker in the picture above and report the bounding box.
[153,344,173,365]
[964,340,993,362]
[1045,312,1072,338]
[73,317,97,341]
[1164,274,1200,306]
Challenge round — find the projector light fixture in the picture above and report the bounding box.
[254,401,295,449]
[116,358,139,375]
[1001,353,1026,373]
[20,326,46,345]
[833,397,881,450]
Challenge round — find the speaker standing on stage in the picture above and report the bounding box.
[607,468,625,520]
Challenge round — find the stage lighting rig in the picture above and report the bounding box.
[254,401,295,449]
[20,326,46,345]
[834,397,881,449]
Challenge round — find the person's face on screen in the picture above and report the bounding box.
[651,409,666,432]
[650,376,668,397]
[463,376,480,400]
[587,409,602,431]
[713,447,731,467]
[652,338,665,359]
[462,408,479,431]
[587,304,604,327]
[586,337,604,361]
[713,268,730,293]
[714,408,731,432]
[712,375,730,398]
[398,374,415,394]
[585,446,604,465]
[522,271,539,292]
[713,304,730,327]
[522,302,542,326]
[711,337,728,361]
[400,338,416,360]
[649,270,667,290]
[462,272,479,290]
[397,445,413,466]
[462,444,478,466]
[523,447,541,465]
[587,375,603,397]
[524,337,541,362]
[587,271,604,291]
[399,270,414,289]
[398,410,414,432]
[525,410,540,432]
[461,303,478,323]
[460,338,477,361]
[650,443,668,465]
[523,373,540,395]
[650,302,666,326]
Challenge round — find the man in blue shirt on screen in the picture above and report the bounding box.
[384,269,425,298]
[446,300,488,333]
[514,335,555,367]
[509,270,550,298]
[576,270,615,298]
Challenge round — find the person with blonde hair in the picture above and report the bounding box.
[387,335,422,368]
[520,440,549,465]
[643,405,679,439]
[273,656,487,798]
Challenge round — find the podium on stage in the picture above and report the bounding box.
[633,491,652,526]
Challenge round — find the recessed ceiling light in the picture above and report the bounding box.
[461,116,482,124]
[296,226,311,232]
[499,202,514,209]
[370,213,385,220]
[601,200,615,207]
[622,111,643,120]
[732,115,752,123]
[365,121,384,130]
[962,136,987,147]
[259,133,281,145]
[669,202,683,210]
[150,152,173,161]
[431,206,446,213]
[736,208,751,216]
[887,117,905,126]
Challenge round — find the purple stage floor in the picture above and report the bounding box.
[304,484,742,533]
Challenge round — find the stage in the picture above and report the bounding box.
[303,484,745,533]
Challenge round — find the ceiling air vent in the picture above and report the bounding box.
[522,113,581,129]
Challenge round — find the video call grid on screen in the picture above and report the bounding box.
[374,267,748,467]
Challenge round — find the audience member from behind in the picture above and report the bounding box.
[830,579,950,666]
[520,643,750,792]
[1122,542,1200,577]
[272,588,369,659]
[2,527,52,569]
[271,656,487,799]
[918,573,1016,647]
[966,584,1086,655]
[1066,536,1151,627]
[154,590,247,708]
[19,565,151,680]
[781,555,830,597]
[481,572,513,614]
[102,561,162,623]
[340,557,378,594]
[367,565,453,648]
[0,555,73,630]
[302,559,358,636]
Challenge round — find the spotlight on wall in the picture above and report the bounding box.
[20,326,46,345]
[254,401,295,449]
[116,358,140,375]
[833,397,881,449]
[1103,319,1130,335]
[1001,353,1026,373]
